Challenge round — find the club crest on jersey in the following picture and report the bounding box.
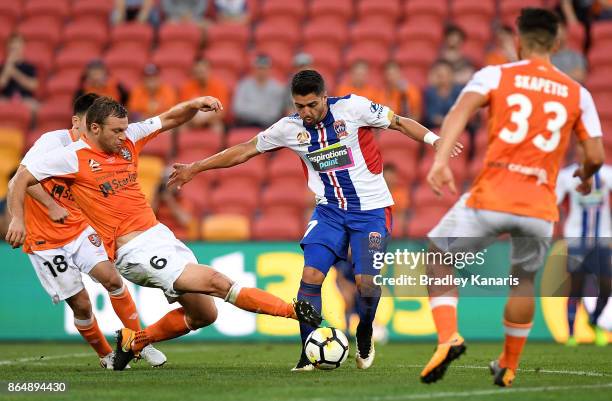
[333,120,347,138]
[297,131,311,144]
[88,233,102,247]
[88,159,102,172]
[120,147,132,161]
[368,231,383,251]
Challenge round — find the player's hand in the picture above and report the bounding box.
[433,139,464,158]
[573,167,593,195]
[192,96,223,113]
[47,204,69,224]
[5,217,26,249]
[168,163,195,190]
[427,160,457,197]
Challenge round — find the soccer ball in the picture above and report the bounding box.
[304,327,349,370]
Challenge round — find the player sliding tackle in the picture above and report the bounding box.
[5,96,322,371]
[168,70,463,371]
[421,8,605,387]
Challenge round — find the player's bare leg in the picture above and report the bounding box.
[354,274,381,370]
[420,244,465,384]
[89,260,166,367]
[65,289,115,369]
[490,267,536,387]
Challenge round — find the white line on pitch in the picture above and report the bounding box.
[398,364,610,377]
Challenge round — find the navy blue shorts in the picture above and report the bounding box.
[300,204,392,276]
[567,245,612,277]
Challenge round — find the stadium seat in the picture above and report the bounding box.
[0,1,21,28]
[178,129,223,155]
[403,0,448,23]
[588,45,612,74]
[54,47,101,78]
[462,40,486,67]
[62,20,108,51]
[397,22,443,48]
[303,20,349,49]
[0,147,20,198]
[71,0,114,23]
[452,0,495,20]
[227,127,260,146]
[456,18,492,48]
[250,44,293,77]
[44,71,82,105]
[210,181,260,216]
[254,21,301,49]
[23,0,70,26]
[500,0,543,26]
[206,22,250,52]
[356,0,401,25]
[139,131,172,159]
[417,152,468,185]
[137,155,164,202]
[36,102,72,133]
[303,44,343,77]
[110,22,154,52]
[399,66,428,90]
[395,43,438,70]
[412,183,459,208]
[152,46,196,87]
[260,182,311,218]
[0,101,32,132]
[158,22,201,50]
[259,0,305,25]
[18,17,62,50]
[0,128,25,156]
[105,46,149,88]
[350,21,396,49]
[178,173,212,213]
[201,214,251,241]
[345,44,391,71]
[308,0,353,25]
[566,23,585,53]
[406,206,449,238]
[267,150,307,185]
[216,156,267,187]
[23,42,54,81]
[203,46,247,77]
[585,71,612,94]
[591,21,612,44]
[377,130,421,158]
[252,212,303,240]
[382,150,417,185]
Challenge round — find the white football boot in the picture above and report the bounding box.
[355,338,375,369]
[140,344,167,367]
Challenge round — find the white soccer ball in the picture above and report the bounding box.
[304,327,349,370]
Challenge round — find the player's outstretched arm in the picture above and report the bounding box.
[168,137,260,190]
[5,167,39,248]
[387,114,463,157]
[158,96,223,132]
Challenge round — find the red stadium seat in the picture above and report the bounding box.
[260,182,311,218]
[403,0,448,23]
[309,0,353,24]
[54,47,100,77]
[216,157,267,187]
[158,22,201,49]
[303,44,343,76]
[398,22,443,48]
[585,71,612,94]
[207,23,250,51]
[44,71,82,104]
[452,0,495,20]
[260,0,305,24]
[62,20,108,51]
[72,0,114,22]
[18,17,62,49]
[104,47,148,88]
[110,22,154,52]
[345,44,390,71]
[252,212,303,240]
[406,206,449,238]
[0,101,31,132]
[412,183,459,208]
[303,20,349,49]
[153,45,196,72]
[588,45,612,74]
[350,21,396,48]
[267,149,307,184]
[178,129,223,155]
[139,131,172,159]
[180,175,212,214]
[377,130,422,157]
[23,42,54,80]
[400,66,428,90]
[37,102,72,133]
[382,150,417,185]
[227,127,260,146]
[592,21,612,43]
[500,0,543,26]
[254,21,301,49]
[566,23,585,53]
[417,152,468,185]
[395,44,437,70]
[456,18,492,47]
[462,41,486,67]
[203,46,246,77]
[210,181,260,216]
[0,1,21,28]
[356,0,401,25]
[250,44,293,77]
[23,0,70,25]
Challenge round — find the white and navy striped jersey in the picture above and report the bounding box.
[556,163,612,239]
[256,94,395,211]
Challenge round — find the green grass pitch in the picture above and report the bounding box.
[0,342,610,401]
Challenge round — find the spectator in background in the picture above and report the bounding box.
[180,58,228,132]
[552,18,588,83]
[0,34,38,108]
[128,64,177,120]
[423,60,462,129]
[439,24,469,68]
[381,61,422,122]
[112,0,159,26]
[595,0,612,20]
[336,60,382,102]
[284,52,314,114]
[74,60,128,104]
[383,163,410,213]
[162,0,210,28]
[486,25,518,66]
[233,54,284,128]
[557,0,594,51]
[151,177,198,241]
[214,0,248,23]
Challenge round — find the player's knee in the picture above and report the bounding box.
[301,267,325,285]
[104,272,124,292]
[208,268,232,298]
[67,293,92,319]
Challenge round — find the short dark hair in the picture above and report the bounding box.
[291,70,325,96]
[86,96,128,131]
[444,24,466,40]
[517,7,559,51]
[73,93,100,116]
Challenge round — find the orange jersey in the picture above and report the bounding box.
[21,129,89,253]
[24,117,164,259]
[464,59,602,221]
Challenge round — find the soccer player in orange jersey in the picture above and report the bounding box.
[420,8,605,387]
[6,96,321,370]
[11,93,165,369]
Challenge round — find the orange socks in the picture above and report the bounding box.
[429,297,458,344]
[109,285,141,331]
[132,307,191,353]
[74,317,112,358]
[226,284,296,319]
[499,319,532,370]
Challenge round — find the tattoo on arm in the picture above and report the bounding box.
[394,115,400,126]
